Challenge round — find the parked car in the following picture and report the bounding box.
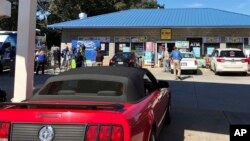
[0,66,171,141]
[109,52,137,67]
[210,48,248,75]
[170,52,198,74]
[247,55,250,71]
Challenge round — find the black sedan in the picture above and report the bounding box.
[109,52,137,67]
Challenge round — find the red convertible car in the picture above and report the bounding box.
[0,66,171,141]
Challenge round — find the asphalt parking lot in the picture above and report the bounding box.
[146,67,250,141]
[1,67,250,141]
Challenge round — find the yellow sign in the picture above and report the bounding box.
[161,29,171,40]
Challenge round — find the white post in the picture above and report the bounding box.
[12,0,37,102]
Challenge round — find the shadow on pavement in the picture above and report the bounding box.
[181,68,203,75]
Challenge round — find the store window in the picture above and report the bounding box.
[115,43,130,53]
[225,37,243,50]
[131,36,146,56]
[114,36,131,53]
[203,37,220,56]
[100,43,109,56]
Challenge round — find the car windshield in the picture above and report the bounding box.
[219,50,245,58]
[181,53,195,58]
[39,80,123,96]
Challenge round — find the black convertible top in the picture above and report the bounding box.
[31,66,150,103]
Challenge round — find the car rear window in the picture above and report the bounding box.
[219,50,245,57]
[39,80,124,96]
[181,53,195,58]
[114,53,132,58]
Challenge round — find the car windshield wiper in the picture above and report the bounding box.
[0,102,124,110]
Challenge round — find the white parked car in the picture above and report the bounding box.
[210,48,248,75]
[171,52,198,74]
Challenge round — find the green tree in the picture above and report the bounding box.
[0,0,164,48]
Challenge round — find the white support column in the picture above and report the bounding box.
[12,0,37,102]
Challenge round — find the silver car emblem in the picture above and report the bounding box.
[38,125,55,141]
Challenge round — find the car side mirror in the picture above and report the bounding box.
[158,80,169,88]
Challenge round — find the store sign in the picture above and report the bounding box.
[131,36,147,43]
[161,29,171,40]
[78,36,111,42]
[114,36,130,42]
[203,37,220,43]
[175,41,189,48]
[225,37,243,43]
[95,37,111,42]
[190,42,201,47]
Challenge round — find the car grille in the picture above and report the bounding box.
[10,123,87,141]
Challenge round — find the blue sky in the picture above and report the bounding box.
[157,0,250,15]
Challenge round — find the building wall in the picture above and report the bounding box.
[60,28,250,65]
[61,28,250,43]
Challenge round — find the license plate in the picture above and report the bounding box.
[181,62,187,66]
[118,62,123,65]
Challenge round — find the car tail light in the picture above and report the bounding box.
[216,58,225,63]
[85,125,98,141]
[0,122,10,141]
[111,126,123,141]
[128,59,134,63]
[194,60,198,65]
[241,59,248,63]
[109,59,114,64]
[85,125,123,141]
[99,126,110,141]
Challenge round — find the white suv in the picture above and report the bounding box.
[210,48,248,75]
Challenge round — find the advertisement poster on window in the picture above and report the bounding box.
[135,46,144,57]
[175,41,189,48]
[72,40,100,62]
[123,47,130,52]
[207,47,215,55]
[145,42,154,65]
[192,47,201,58]
[144,51,153,65]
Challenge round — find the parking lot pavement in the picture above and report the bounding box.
[1,66,250,141]
[145,66,250,85]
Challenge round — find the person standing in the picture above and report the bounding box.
[170,46,182,80]
[162,46,170,72]
[35,50,46,75]
[61,46,70,70]
[76,52,84,68]
[94,48,104,66]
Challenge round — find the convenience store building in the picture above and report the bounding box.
[48,8,250,65]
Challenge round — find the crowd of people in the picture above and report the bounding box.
[34,46,104,75]
[34,44,183,80]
